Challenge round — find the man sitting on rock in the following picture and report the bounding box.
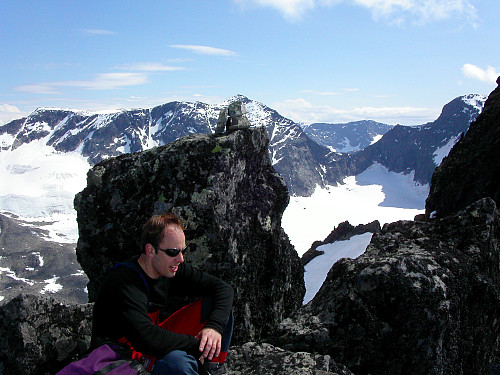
[91,213,234,375]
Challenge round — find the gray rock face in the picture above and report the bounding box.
[74,127,305,344]
[0,294,93,375]
[274,198,500,375]
[226,342,354,375]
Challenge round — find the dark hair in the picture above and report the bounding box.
[140,213,184,253]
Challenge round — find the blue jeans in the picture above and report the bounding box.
[151,350,198,375]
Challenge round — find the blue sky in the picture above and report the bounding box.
[1,0,498,125]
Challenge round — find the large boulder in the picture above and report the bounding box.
[426,77,500,218]
[274,198,500,375]
[0,294,93,375]
[74,127,305,344]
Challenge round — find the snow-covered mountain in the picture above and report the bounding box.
[1,96,337,196]
[1,94,485,196]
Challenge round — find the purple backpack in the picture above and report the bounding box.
[56,343,148,375]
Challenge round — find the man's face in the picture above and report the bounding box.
[151,224,186,278]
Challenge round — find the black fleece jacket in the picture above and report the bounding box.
[91,256,234,358]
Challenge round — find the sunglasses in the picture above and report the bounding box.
[152,244,188,257]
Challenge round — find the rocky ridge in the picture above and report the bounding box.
[349,94,486,185]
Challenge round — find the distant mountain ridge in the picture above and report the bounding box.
[0,94,486,196]
[303,120,394,153]
[349,94,486,185]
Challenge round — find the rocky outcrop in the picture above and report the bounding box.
[274,198,500,375]
[226,342,354,375]
[74,127,305,344]
[0,294,93,375]
[426,77,500,218]
[301,221,381,265]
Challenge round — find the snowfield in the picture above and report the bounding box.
[282,162,428,256]
[303,232,373,304]
[0,138,90,243]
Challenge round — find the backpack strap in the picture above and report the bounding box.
[93,359,129,375]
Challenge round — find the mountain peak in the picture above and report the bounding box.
[223,94,251,106]
[460,94,487,113]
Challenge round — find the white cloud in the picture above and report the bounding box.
[120,62,186,72]
[0,104,26,125]
[14,83,61,94]
[170,45,238,57]
[273,97,438,125]
[15,73,149,94]
[461,64,499,84]
[80,29,116,36]
[355,0,479,26]
[233,0,318,21]
[71,73,149,90]
[233,0,478,25]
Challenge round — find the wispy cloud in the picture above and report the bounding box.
[119,62,186,72]
[233,0,479,26]
[461,64,499,84]
[356,0,479,26]
[301,88,359,95]
[273,97,437,125]
[233,0,319,22]
[80,29,116,36]
[170,45,238,57]
[15,73,148,94]
[301,89,339,95]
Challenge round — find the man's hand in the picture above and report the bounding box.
[195,328,222,361]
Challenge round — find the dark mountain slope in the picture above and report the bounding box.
[350,94,485,185]
[426,78,500,217]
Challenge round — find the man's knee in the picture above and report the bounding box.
[152,350,198,375]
